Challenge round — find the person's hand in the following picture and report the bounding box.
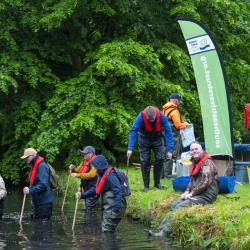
[111,211,117,215]
[23,187,30,195]
[184,122,189,126]
[71,173,77,178]
[166,152,173,159]
[69,164,75,170]
[76,192,81,199]
[127,150,133,159]
[181,192,192,200]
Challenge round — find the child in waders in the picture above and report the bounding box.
[0,175,7,221]
[76,155,127,232]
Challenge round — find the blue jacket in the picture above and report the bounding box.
[128,111,174,152]
[29,155,54,206]
[80,156,123,213]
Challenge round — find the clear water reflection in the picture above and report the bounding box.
[0,188,191,249]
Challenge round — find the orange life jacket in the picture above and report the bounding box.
[79,154,96,173]
[95,167,115,195]
[190,153,211,178]
[29,156,44,184]
[142,107,161,132]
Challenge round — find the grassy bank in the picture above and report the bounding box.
[55,162,250,250]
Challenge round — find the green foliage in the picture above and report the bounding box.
[1,0,250,183]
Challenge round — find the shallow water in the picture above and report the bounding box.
[1,188,188,250]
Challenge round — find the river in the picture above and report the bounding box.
[0,188,191,249]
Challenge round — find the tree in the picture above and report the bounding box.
[0,0,250,184]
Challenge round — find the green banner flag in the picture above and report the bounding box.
[176,17,234,158]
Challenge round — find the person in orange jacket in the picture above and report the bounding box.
[161,93,189,179]
[69,146,99,211]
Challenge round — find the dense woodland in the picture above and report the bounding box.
[1,0,250,184]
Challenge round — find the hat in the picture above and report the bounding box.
[90,155,109,172]
[20,148,37,159]
[80,146,95,154]
[170,93,183,101]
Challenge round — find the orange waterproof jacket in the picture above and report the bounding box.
[162,102,187,130]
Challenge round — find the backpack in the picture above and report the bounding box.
[244,103,250,129]
[47,163,60,190]
[107,167,131,197]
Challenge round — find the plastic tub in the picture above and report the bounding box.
[173,176,236,194]
[234,165,249,183]
[176,161,191,177]
[172,176,190,192]
[217,176,236,194]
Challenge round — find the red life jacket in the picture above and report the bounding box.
[79,154,96,173]
[29,156,44,184]
[95,167,115,195]
[142,107,161,132]
[244,103,250,129]
[190,153,211,178]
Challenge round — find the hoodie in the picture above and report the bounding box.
[80,155,123,213]
[162,102,187,130]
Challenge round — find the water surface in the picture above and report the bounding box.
[1,188,189,249]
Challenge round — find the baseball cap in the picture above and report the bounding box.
[20,148,38,159]
[80,146,95,154]
[170,93,183,101]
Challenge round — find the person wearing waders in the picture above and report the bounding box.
[161,93,189,180]
[76,155,126,232]
[69,146,99,211]
[148,141,219,236]
[0,175,7,221]
[21,148,54,221]
[127,106,174,192]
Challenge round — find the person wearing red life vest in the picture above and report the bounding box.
[69,146,99,211]
[161,93,189,180]
[127,106,174,192]
[148,141,219,236]
[21,148,54,221]
[76,155,126,232]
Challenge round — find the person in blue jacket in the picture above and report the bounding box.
[76,155,126,232]
[127,106,174,192]
[21,148,54,221]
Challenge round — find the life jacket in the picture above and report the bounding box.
[141,107,161,132]
[190,153,211,178]
[29,156,44,184]
[244,103,250,129]
[79,154,96,174]
[95,167,115,195]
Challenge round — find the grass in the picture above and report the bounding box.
[55,148,250,250]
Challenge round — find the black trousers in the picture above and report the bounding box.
[138,131,165,188]
[33,202,53,221]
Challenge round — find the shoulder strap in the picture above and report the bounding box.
[165,108,176,117]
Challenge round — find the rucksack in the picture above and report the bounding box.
[47,163,60,190]
[244,103,250,130]
[107,167,131,197]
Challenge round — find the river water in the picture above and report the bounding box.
[0,188,189,250]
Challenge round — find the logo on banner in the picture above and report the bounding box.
[186,34,215,56]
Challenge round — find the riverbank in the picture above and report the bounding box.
[56,164,250,250]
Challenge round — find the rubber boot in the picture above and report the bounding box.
[147,229,164,237]
[154,159,165,188]
[141,164,150,192]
